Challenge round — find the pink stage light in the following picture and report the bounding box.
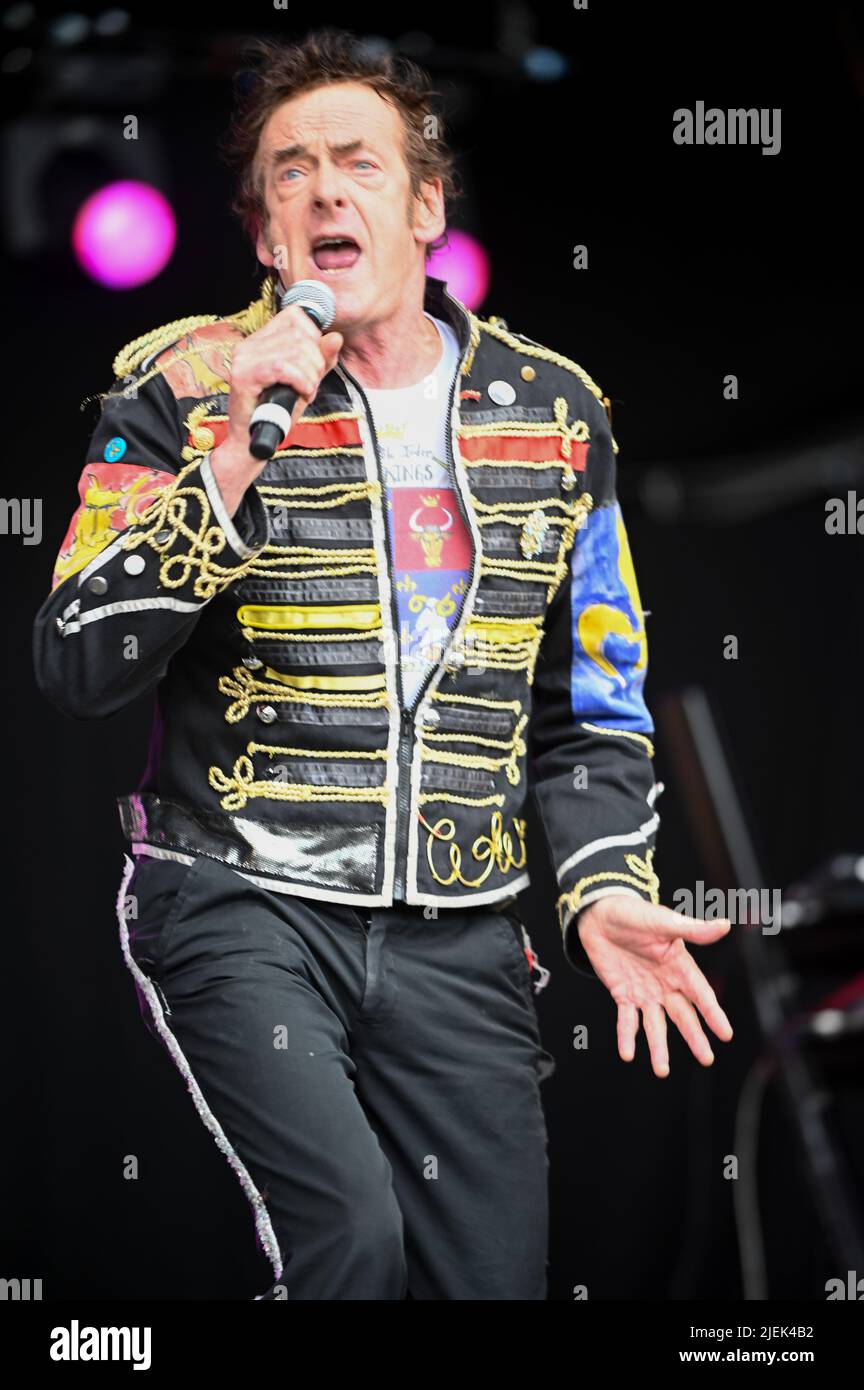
[428,230,490,310]
[72,180,176,289]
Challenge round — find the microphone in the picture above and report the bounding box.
[248,279,337,462]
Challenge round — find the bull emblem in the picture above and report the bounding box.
[409,493,453,568]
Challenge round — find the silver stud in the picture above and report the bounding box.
[420,704,440,724]
[256,705,277,723]
[488,380,516,406]
[243,656,264,670]
[561,470,576,491]
[87,574,108,595]
[55,617,66,635]
[123,553,146,576]
[155,529,172,544]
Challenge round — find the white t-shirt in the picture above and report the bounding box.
[364,314,472,709]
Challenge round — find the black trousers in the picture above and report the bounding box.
[118,851,553,1300]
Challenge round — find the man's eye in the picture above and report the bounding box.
[279,168,302,181]
[354,160,375,170]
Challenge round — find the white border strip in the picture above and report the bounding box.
[556,811,660,882]
[62,595,204,635]
[130,844,529,911]
[76,533,128,587]
[335,365,401,901]
[200,454,259,560]
[406,328,486,901]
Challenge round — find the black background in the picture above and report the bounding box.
[2,0,862,1300]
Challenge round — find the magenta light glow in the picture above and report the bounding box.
[428,230,490,310]
[72,181,176,289]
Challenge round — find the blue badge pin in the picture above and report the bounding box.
[104,436,127,462]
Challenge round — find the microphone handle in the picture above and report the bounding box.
[247,301,325,463]
[248,383,300,462]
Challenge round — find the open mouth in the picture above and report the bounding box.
[310,235,362,273]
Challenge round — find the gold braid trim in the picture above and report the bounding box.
[457,417,591,441]
[480,558,568,592]
[216,666,390,723]
[477,479,589,602]
[105,337,239,403]
[183,402,221,455]
[208,739,388,812]
[580,721,655,759]
[259,481,377,505]
[463,459,582,477]
[244,559,379,580]
[270,445,366,459]
[249,742,387,759]
[477,511,571,531]
[120,458,262,600]
[476,319,619,453]
[478,319,606,399]
[258,545,376,565]
[240,626,383,645]
[461,312,483,376]
[110,276,276,393]
[420,730,516,750]
[431,691,523,712]
[471,497,575,516]
[223,274,279,334]
[556,850,660,931]
[421,712,528,785]
[444,620,543,681]
[112,316,221,380]
[422,745,511,775]
[420,810,526,887]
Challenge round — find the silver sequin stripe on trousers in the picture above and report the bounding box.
[115,853,283,1294]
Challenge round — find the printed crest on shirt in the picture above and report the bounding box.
[388,486,471,572]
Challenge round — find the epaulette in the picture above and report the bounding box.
[478,315,615,431]
[111,275,279,382]
[112,314,221,381]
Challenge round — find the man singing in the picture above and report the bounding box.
[32,28,732,1300]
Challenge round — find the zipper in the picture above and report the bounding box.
[334,289,478,901]
[391,721,413,899]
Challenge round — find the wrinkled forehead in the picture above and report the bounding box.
[255,81,405,180]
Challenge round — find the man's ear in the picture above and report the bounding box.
[411,177,445,252]
[255,216,274,268]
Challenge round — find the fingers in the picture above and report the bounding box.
[650,905,733,944]
[617,976,733,1074]
[676,952,735,1042]
[663,992,715,1066]
[616,1002,640,1062]
[642,1004,670,1077]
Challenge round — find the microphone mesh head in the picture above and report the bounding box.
[280,279,336,330]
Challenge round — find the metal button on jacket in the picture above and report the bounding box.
[87,575,108,595]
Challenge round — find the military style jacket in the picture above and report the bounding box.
[32,272,661,977]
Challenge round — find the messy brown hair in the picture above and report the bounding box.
[220,27,462,262]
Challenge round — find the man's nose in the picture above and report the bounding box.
[311,162,346,207]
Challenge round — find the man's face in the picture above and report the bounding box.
[254,81,444,328]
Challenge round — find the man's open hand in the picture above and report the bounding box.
[575,895,734,1077]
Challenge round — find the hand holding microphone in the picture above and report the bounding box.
[210,279,343,519]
